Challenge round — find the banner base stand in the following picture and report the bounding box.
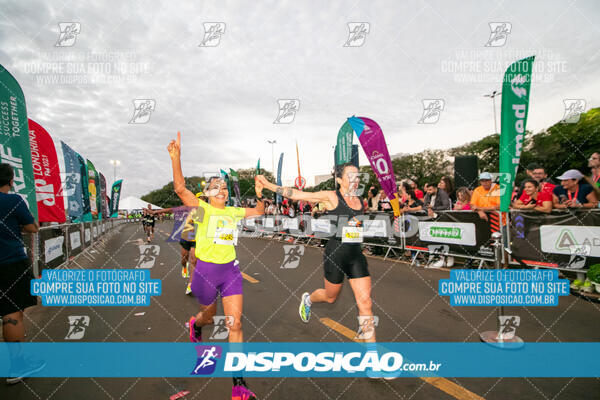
[479,331,524,349]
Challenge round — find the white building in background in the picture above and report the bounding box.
[313,174,332,186]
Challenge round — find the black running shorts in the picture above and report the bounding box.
[323,239,369,284]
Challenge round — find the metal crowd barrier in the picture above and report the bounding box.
[241,209,600,274]
[28,218,128,277]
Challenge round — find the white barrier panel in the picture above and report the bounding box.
[70,231,81,250]
[45,236,64,262]
[540,225,600,257]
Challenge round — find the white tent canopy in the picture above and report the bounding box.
[118,196,162,211]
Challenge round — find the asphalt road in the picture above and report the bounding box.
[2,220,598,400]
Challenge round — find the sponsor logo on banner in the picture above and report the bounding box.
[209,316,234,340]
[343,22,370,47]
[84,228,91,242]
[70,231,81,250]
[199,22,226,47]
[65,316,89,340]
[419,222,476,245]
[92,226,98,238]
[281,245,305,269]
[191,345,222,375]
[540,225,600,257]
[485,22,511,47]
[45,236,64,262]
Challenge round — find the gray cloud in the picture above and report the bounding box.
[1,0,599,197]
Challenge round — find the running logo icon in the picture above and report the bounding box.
[344,23,370,47]
[418,99,444,124]
[65,316,90,340]
[199,23,226,47]
[281,245,305,269]
[274,99,300,124]
[497,316,520,340]
[191,345,222,375]
[485,22,511,47]
[209,316,234,340]
[129,99,156,124]
[55,22,81,47]
[562,99,586,123]
[137,245,160,269]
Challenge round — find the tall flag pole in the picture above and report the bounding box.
[294,141,306,190]
[276,153,284,204]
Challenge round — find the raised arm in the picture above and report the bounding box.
[167,132,197,207]
[255,175,335,208]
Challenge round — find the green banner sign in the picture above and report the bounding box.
[0,64,37,220]
[335,120,353,165]
[499,56,535,212]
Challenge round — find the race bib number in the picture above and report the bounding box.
[213,227,237,245]
[342,226,363,243]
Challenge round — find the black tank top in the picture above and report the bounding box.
[326,190,363,241]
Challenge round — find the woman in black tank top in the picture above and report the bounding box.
[257,163,377,344]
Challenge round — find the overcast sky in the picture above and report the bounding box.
[1,0,599,198]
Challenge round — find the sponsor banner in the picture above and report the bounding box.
[78,153,91,221]
[402,212,494,258]
[0,64,37,220]
[28,119,66,223]
[335,120,353,165]
[86,160,100,220]
[347,116,399,215]
[60,141,84,220]
[540,225,600,257]
[84,227,91,244]
[44,236,64,263]
[511,211,600,268]
[499,56,535,211]
[39,227,66,269]
[167,206,192,242]
[99,172,108,220]
[0,342,598,378]
[419,222,476,246]
[92,225,98,238]
[69,230,81,250]
[229,169,242,207]
[109,179,123,218]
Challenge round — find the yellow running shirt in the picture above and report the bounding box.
[194,199,246,264]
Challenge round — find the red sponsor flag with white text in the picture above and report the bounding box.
[28,119,66,223]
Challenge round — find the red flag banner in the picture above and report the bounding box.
[28,119,66,223]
